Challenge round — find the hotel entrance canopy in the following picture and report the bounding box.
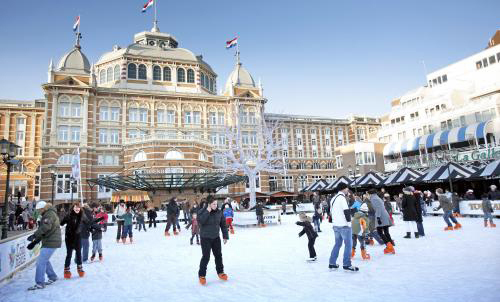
[88,172,247,193]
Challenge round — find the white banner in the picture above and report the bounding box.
[0,231,41,282]
[233,210,281,226]
[423,200,500,216]
[296,203,315,212]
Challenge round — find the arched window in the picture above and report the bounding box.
[199,152,207,161]
[187,69,195,83]
[177,68,185,82]
[127,63,137,79]
[209,78,214,91]
[138,64,147,80]
[163,67,171,81]
[99,69,106,84]
[200,73,205,87]
[165,150,184,159]
[106,67,113,83]
[133,150,147,162]
[57,154,74,165]
[153,65,161,81]
[114,65,120,81]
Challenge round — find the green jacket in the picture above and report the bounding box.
[352,212,369,236]
[33,207,62,248]
[122,212,133,226]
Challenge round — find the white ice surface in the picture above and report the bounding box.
[0,215,499,302]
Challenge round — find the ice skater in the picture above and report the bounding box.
[401,187,419,238]
[369,189,396,255]
[165,197,180,236]
[90,216,105,262]
[60,202,88,279]
[312,207,322,232]
[197,196,229,285]
[186,212,200,245]
[482,193,496,227]
[351,203,371,260]
[223,202,235,234]
[26,201,62,290]
[434,188,462,231]
[121,207,134,243]
[296,213,318,261]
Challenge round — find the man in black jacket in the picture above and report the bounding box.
[197,196,229,285]
[165,197,180,236]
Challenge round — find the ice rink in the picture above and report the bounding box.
[0,214,498,302]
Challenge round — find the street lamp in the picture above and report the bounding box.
[49,164,57,204]
[0,139,21,239]
[436,150,453,194]
[348,165,361,194]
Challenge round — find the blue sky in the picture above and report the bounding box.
[0,0,499,118]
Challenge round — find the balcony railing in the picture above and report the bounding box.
[123,132,211,145]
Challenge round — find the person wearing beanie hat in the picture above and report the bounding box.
[481,193,496,228]
[434,188,461,231]
[328,183,359,272]
[401,187,419,239]
[488,184,500,200]
[465,189,475,200]
[296,213,318,261]
[351,203,371,260]
[368,189,396,255]
[26,201,62,290]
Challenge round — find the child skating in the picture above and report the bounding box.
[223,203,235,234]
[482,193,496,227]
[351,204,371,260]
[186,212,200,245]
[121,207,134,243]
[296,213,318,262]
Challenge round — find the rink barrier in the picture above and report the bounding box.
[0,230,40,283]
[390,200,500,217]
[233,210,281,226]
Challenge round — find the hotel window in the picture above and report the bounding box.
[483,58,488,68]
[325,150,332,157]
[297,137,302,146]
[210,78,214,91]
[476,61,482,69]
[127,63,137,79]
[312,162,320,169]
[98,155,119,166]
[337,128,343,145]
[56,174,76,196]
[326,162,334,169]
[167,110,175,124]
[240,111,248,124]
[58,102,70,117]
[357,128,366,141]
[218,112,225,125]
[209,112,217,125]
[242,131,249,145]
[128,129,138,138]
[139,108,148,122]
[489,55,496,65]
[100,106,109,121]
[442,74,447,82]
[193,111,201,124]
[177,68,185,82]
[110,129,119,144]
[128,108,138,122]
[335,155,343,169]
[114,65,120,81]
[71,102,81,117]
[133,151,147,162]
[99,69,106,84]
[283,150,288,157]
[187,69,195,83]
[106,67,113,83]
[99,129,108,143]
[184,112,192,124]
[249,112,256,124]
[324,128,331,136]
[312,150,318,158]
[325,138,330,146]
[295,128,302,135]
[310,129,316,135]
[70,127,80,142]
[111,107,119,121]
[153,65,161,81]
[298,150,303,158]
[58,126,69,141]
[311,138,317,146]
[138,64,147,80]
[163,67,171,81]
[210,132,217,145]
[250,131,257,145]
[157,111,166,124]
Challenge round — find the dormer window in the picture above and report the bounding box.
[127,63,137,79]
[177,68,185,82]
[138,64,147,80]
[187,69,195,83]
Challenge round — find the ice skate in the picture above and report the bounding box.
[199,276,206,285]
[64,267,71,279]
[444,226,453,231]
[351,248,355,259]
[343,265,359,272]
[44,279,57,286]
[173,230,179,235]
[165,231,170,236]
[361,249,371,260]
[129,237,133,243]
[414,232,419,238]
[27,284,45,291]
[99,254,103,261]
[77,265,85,277]
[484,221,488,227]
[218,273,228,281]
[122,238,126,244]
[453,223,462,230]
[307,257,317,262]
[490,222,496,228]
[328,264,339,270]
[90,254,95,262]
[384,242,395,254]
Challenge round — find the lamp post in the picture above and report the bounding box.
[49,164,57,204]
[0,139,21,239]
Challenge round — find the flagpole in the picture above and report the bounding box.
[153,0,158,31]
[78,147,84,206]
[236,37,240,65]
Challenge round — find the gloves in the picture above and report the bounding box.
[27,239,41,250]
[377,217,382,225]
[27,234,35,242]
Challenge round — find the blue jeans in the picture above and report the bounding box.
[92,239,103,254]
[484,212,494,222]
[81,238,90,262]
[313,218,321,232]
[122,224,133,238]
[35,248,58,285]
[329,226,352,267]
[417,221,425,236]
[443,210,458,227]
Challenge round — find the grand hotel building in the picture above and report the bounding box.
[33,25,380,205]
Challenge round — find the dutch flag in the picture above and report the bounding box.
[73,16,80,32]
[142,0,154,13]
[226,37,238,49]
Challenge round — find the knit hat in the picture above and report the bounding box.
[337,182,349,191]
[436,188,444,195]
[467,189,474,193]
[35,201,47,210]
[360,203,368,213]
[299,212,307,221]
[402,187,412,194]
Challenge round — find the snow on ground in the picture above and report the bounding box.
[0,214,499,302]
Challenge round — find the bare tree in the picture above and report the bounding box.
[215,103,285,208]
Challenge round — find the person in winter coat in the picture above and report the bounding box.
[90,216,105,262]
[26,201,62,290]
[414,190,426,237]
[254,201,266,227]
[364,194,384,245]
[114,201,127,242]
[60,202,88,279]
[94,206,108,232]
[488,185,500,200]
[296,212,318,261]
[465,189,476,200]
[383,194,394,224]
[222,203,235,234]
[148,206,157,228]
[401,187,419,239]
[197,196,229,285]
[481,193,496,227]
[136,209,146,232]
[165,197,180,236]
[281,200,287,215]
[80,204,93,263]
[369,189,395,255]
[183,201,192,224]
[120,207,134,243]
[185,212,200,245]
[175,201,182,231]
[351,203,370,260]
[434,188,462,231]
[328,183,359,272]
[22,208,30,230]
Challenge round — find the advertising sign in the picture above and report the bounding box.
[0,232,41,282]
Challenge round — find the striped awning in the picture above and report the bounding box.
[470,159,500,179]
[301,179,329,192]
[415,162,479,182]
[384,121,490,156]
[352,171,384,187]
[380,167,423,186]
[323,176,353,191]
